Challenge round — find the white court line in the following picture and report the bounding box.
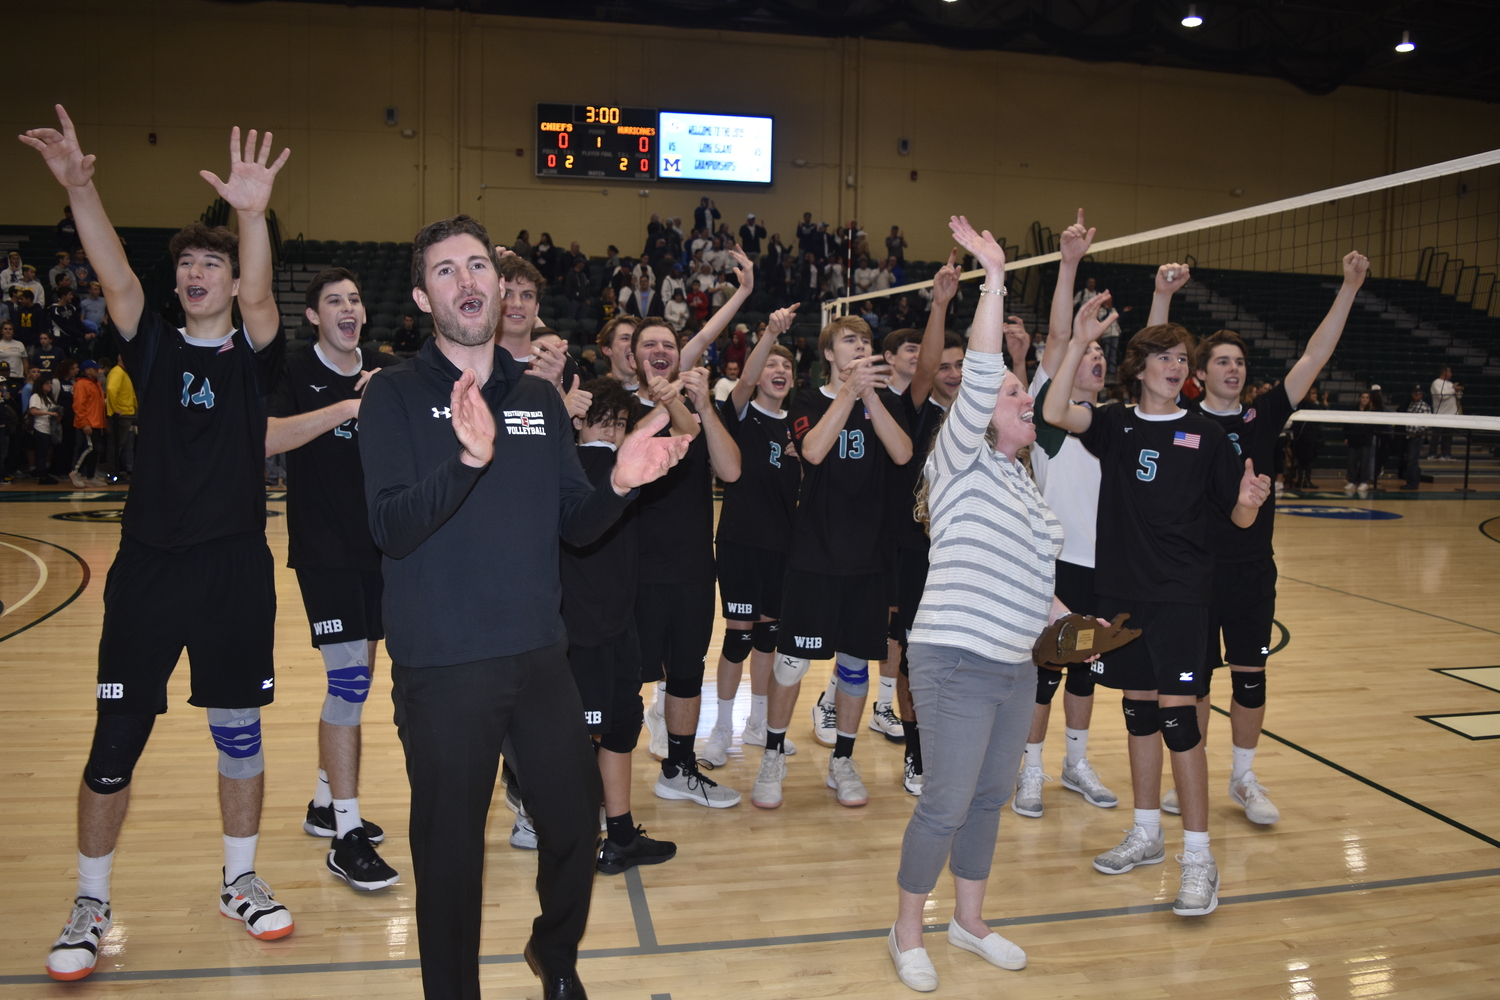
[0,540,49,618]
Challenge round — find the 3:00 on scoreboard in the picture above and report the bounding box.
[536,104,657,181]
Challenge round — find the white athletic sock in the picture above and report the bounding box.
[716,698,735,730]
[1023,741,1044,770]
[1231,744,1257,781]
[223,833,259,884]
[332,797,361,838]
[877,674,895,705]
[313,768,333,808]
[77,851,113,902]
[749,694,768,726]
[1182,829,1211,857]
[823,674,838,704]
[1064,726,1089,766]
[1134,808,1162,841]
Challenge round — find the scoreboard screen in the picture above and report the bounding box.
[536,104,657,181]
[657,111,774,184]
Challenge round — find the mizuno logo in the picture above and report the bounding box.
[1179,671,1195,681]
[262,678,275,690]
[1260,647,1270,655]
[432,407,452,419]
[311,385,327,392]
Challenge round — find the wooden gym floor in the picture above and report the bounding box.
[1,487,1497,998]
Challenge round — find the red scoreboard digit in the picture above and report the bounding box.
[536,104,657,181]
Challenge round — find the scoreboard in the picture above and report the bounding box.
[536,104,657,181]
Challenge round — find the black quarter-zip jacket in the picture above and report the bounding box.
[359,338,636,667]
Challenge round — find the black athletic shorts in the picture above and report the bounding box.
[1206,558,1277,670]
[1091,597,1209,698]
[778,567,890,662]
[635,580,715,687]
[294,567,385,647]
[568,624,643,738]
[96,532,276,714]
[715,541,786,622]
[890,543,930,640]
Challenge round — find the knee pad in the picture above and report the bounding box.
[834,652,869,698]
[664,675,701,699]
[207,707,265,779]
[1231,670,1266,709]
[319,638,371,727]
[722,626,754,664]
[600,693,644,755]
[1159,705,1202,753]
[1064,664,1097,699]
[773,653,811,686]
[751,620,779,654]
[1035,666,1063,705]
[1122,697,1160,738]
[83,713,157,795]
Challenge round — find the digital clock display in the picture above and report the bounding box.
[535,104,658,181]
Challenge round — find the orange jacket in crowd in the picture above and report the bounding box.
[73,374,106,430]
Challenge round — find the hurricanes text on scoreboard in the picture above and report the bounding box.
[536,104,658,181]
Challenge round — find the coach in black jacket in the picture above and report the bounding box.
[359,216,688,1000]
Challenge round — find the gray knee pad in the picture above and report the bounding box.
[1231,669,1266,709]
[722,626,754,664]
[834,652,869,698]
[319,638,371,727]
[773,653,810,686]
[751,620,779,654]
[83,713,157,795]
[1122,697,1160,737]
[207,707,265,779]
[1159,705,1202,753]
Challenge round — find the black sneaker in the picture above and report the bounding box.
[597,827,677,875]
[327,828,401,891]
[304,801,385,843]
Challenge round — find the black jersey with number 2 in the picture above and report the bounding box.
[716,397,800,551]
[1079,404,1241,605]
[1189,383,1293,564]
[788,386,911,576]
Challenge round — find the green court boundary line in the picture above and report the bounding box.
[1279,575,1500,637]
[0,531,91,644]
[1480,516,1500,544]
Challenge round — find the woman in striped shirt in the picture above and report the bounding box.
[888,216,1074,992]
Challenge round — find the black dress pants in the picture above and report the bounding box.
[391,639,602,1000]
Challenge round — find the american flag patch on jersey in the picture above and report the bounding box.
[1173,430,1201,449]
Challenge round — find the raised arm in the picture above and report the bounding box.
[910,249,958,407]
[1146,262,1191,327]
[199,128,290,350]
[1282,251,1369,404]
[681,367,741,481]
[19,105,143,336]
[1042,291,1116,434]
[1040,208,1095,378]
[679,246,753,370]
[731,303,798,411]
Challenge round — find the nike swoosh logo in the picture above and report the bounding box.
[311,385,327,392]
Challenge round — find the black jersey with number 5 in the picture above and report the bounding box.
[788,386,911,576]
[115,304,285,551]
[1079,404,1241,605]
[716,397,800,552]
[1188,383,1293,564]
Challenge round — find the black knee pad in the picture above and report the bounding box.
[1159,705,1202,753]
[599,719,641,755]
[664,675,701,699]
[1231,670,1266,709]
[722,626,754,664]
[1064,664,1096,698]
[1122,697,1160,737]
[751,620,779,654]
[1035,666,1063,705]
[83,713,157,795]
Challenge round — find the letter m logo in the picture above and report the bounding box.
[664,158,680,172]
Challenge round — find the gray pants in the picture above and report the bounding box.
[897,642,1033,895]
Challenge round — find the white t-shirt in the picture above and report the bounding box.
[713,377,738,402]
[1430,377,1458,415]
[1028,366,1100,569]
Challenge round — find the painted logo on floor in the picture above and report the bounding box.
[50,508,281,523]
[1275,505,1402,520]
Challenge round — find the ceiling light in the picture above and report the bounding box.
[1395,30,1415,53]
[1181,4,1203,27]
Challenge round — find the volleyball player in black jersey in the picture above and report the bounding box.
[266,267,400,892]
[752,316,913,809]
[24,110,295,979]
[701,304,802,766]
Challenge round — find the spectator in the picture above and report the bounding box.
[713,359,740,402]
[885,225,908,261]
[0,372,14,481]
[31,331,66,375]
[631,255,656,290]
[106,356,137,479]
[0,252,24,291]
[603,244,621,272]
[860,303,883,329]
[70,359,107,487]
[67,248,95,291]
[664,289,690,333]
[49,252,73,292]
[823,256,845,299]
[0,322,27,383]
[622,273,664,318]
[511,229,533,261]
[1343,390,1378,496]
[1287,385,1327,489]
[1397,384,1430,490]
[705,236,732,275]
[598,287,619,323]
[532,232,558,281]
[887,255,906,285]
[392,313,422,356]
[694,196,721,234]
[796,212,818,255]
[49,288,91,345]
[580,346,607,377]
[873,258,895,293]
[1428,365,1459,460]
[739,214,766,258]
[689,227,713,261]
[660,264,686,304]
[763,232,787,273]
[686,280,709,326]
[560,240,586,275]
[644,213,663,256]
[796,252,823,306]
[889,295,914,329]
[845,220,869,261]
[809,221,840,260]
[853,256,878,295]
[563,257,593,321]
[16,267,48,310]
[56,205,81,253]
[27,374,61,484]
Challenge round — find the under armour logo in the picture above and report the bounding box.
[432,407,452,419]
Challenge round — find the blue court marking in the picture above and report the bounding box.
[1276,505,1402,520]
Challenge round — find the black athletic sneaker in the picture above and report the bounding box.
[327,828,401,891]
[304,801,385,843]
[596,827,678,875]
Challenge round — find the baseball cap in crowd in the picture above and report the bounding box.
[81,360,100,371]
[1370,383,1381,391]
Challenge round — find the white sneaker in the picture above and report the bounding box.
[655,760,741,808]
[888,924,937,992]
[741,717,796,755]
[1356,482,1372,497]
[826,755,869,807]
[751,749,787,809]
[46,896,111,981]
[1161,787,1181,815]
[644,693,667,759]
[903,752,924,796]
[509,813,538,849]
[218,870,294,940]
[869,702,905,742]
[1061,758,1118,808]
[69,472,86,488]
[947,919,1026,970]
[1172,850,1220,916]
[811,692,837,747]
[1343,482,1358,495]
[1230,771,1281,824]
[700,721,732,768]
[1010,765,1049,818]
[1092,827,1167,875]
